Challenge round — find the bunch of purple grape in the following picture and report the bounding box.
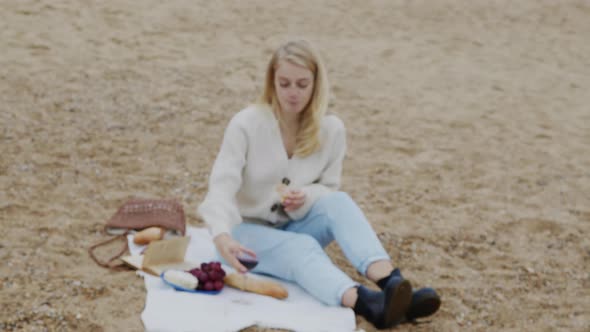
[188,261,226,291]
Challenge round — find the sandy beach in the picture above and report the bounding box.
[1,0,589,331]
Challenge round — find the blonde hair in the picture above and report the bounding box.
[258,40,330,157]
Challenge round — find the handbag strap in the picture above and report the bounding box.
[88,231,132,271]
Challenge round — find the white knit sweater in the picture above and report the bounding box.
[197,104,346,238]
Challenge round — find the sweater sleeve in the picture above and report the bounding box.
[197,116,247,238]
[286,118,347,220]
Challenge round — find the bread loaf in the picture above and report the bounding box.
[163,270,199,290]
[133,227,164,245]
[224,273,288,300]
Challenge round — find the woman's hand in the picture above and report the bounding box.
[213,233,256,273]
[282,189,306,212]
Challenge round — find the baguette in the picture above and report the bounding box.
[224,273,288,300]
[133,227,164,245]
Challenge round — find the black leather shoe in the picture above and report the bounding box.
[406,287,441,321]
[377,269,441,321]
[353,286,386,328]
[354,277,412,329]
[382,274,413,327]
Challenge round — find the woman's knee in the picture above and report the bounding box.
[314,191,357,220]
[315,191,353,212]
[326,191,353,203]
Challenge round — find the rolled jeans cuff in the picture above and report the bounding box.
[335,280,360,307]
[358,254,391,277]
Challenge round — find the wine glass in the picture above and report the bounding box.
[236,251,258,289]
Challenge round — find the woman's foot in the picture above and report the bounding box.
[377,268,441,321]
[405,287,441,321]
[353,276,412,329]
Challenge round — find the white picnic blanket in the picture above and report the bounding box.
[128,226,357,332]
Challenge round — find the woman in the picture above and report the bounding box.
[198,40,440,329]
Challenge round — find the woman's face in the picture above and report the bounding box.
[274,60,314,115]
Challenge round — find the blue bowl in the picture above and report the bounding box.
[160,271,221,295]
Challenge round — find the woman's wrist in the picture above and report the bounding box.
[213,232,231,245]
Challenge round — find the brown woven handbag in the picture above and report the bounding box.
[88,198,186,270]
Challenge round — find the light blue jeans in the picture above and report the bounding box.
[225,191,391,306]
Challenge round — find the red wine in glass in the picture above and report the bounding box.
[237,252,258,271]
